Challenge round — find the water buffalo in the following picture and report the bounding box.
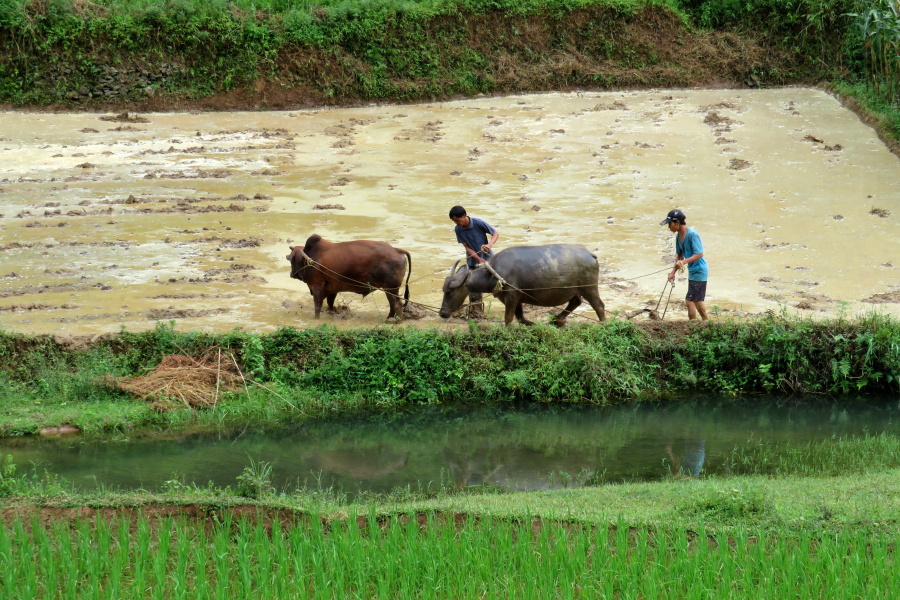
[440,244,605,326]
[287,234,412,321]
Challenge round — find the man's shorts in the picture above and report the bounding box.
[686,280,707,302]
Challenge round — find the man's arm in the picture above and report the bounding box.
[668,251,684,282]
[462,243,486,263]
[480,230,500,255]
[676,252,703,268]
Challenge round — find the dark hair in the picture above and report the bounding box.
[449,206,467,219]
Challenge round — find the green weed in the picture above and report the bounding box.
[235,457,275,499]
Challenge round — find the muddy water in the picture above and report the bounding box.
[1,88,898,334]
[3,398,898,494]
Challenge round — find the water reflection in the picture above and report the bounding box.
[3,397,898,496]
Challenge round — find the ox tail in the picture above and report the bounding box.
[399,249,412,307]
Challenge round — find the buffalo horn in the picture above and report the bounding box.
[448,259,462,276]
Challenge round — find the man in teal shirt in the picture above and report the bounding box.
[661,209,708,321]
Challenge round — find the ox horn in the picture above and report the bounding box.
[448,259,462,276]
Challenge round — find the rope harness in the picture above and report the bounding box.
[291,248,683,321]
[292,249,443,315]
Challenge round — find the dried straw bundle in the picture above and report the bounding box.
[111,349,245,410]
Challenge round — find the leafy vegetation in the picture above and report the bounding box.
[1,313,899,435]
[0,0,861,106]
[848,0,900,104]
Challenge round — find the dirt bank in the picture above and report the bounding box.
[1,7,824,112]
[1,504,567,537]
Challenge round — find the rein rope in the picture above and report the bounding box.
[292,248,684,321]
[294,250,445,315]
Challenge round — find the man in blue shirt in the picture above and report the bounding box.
[661,209,708,321]
[449,205,499,318]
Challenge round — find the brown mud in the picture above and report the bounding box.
[2,88,899,334]
[0,503,686,545]
[0,504,528,536]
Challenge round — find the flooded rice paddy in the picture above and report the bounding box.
[0,88,898,334]
[3,398,898,494]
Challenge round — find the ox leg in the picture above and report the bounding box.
[311,284,327,319]
[385,288,402,322]
[582,288,606,322]
[326,293,337,313]
[552,295,582,327]
[515,303,535,326]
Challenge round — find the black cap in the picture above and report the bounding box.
[660,209,686,226]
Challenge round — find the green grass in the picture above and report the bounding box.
[0,502,896,598]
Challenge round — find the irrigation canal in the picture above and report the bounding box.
[3,397,898,495]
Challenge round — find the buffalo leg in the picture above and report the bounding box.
[582,288,606,322]
[515,303,535,326]
[503,300,518,325]
[553,295,583,327]
[468,292,485,319]
[326,293,337,313]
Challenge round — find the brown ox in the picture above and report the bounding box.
[286,234,412,321]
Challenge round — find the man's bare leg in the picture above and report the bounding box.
[686,301,708,321]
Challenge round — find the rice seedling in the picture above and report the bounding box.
[0,512,895,598]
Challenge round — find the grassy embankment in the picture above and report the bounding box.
[1,312,898,436]
[0,0,847,103]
